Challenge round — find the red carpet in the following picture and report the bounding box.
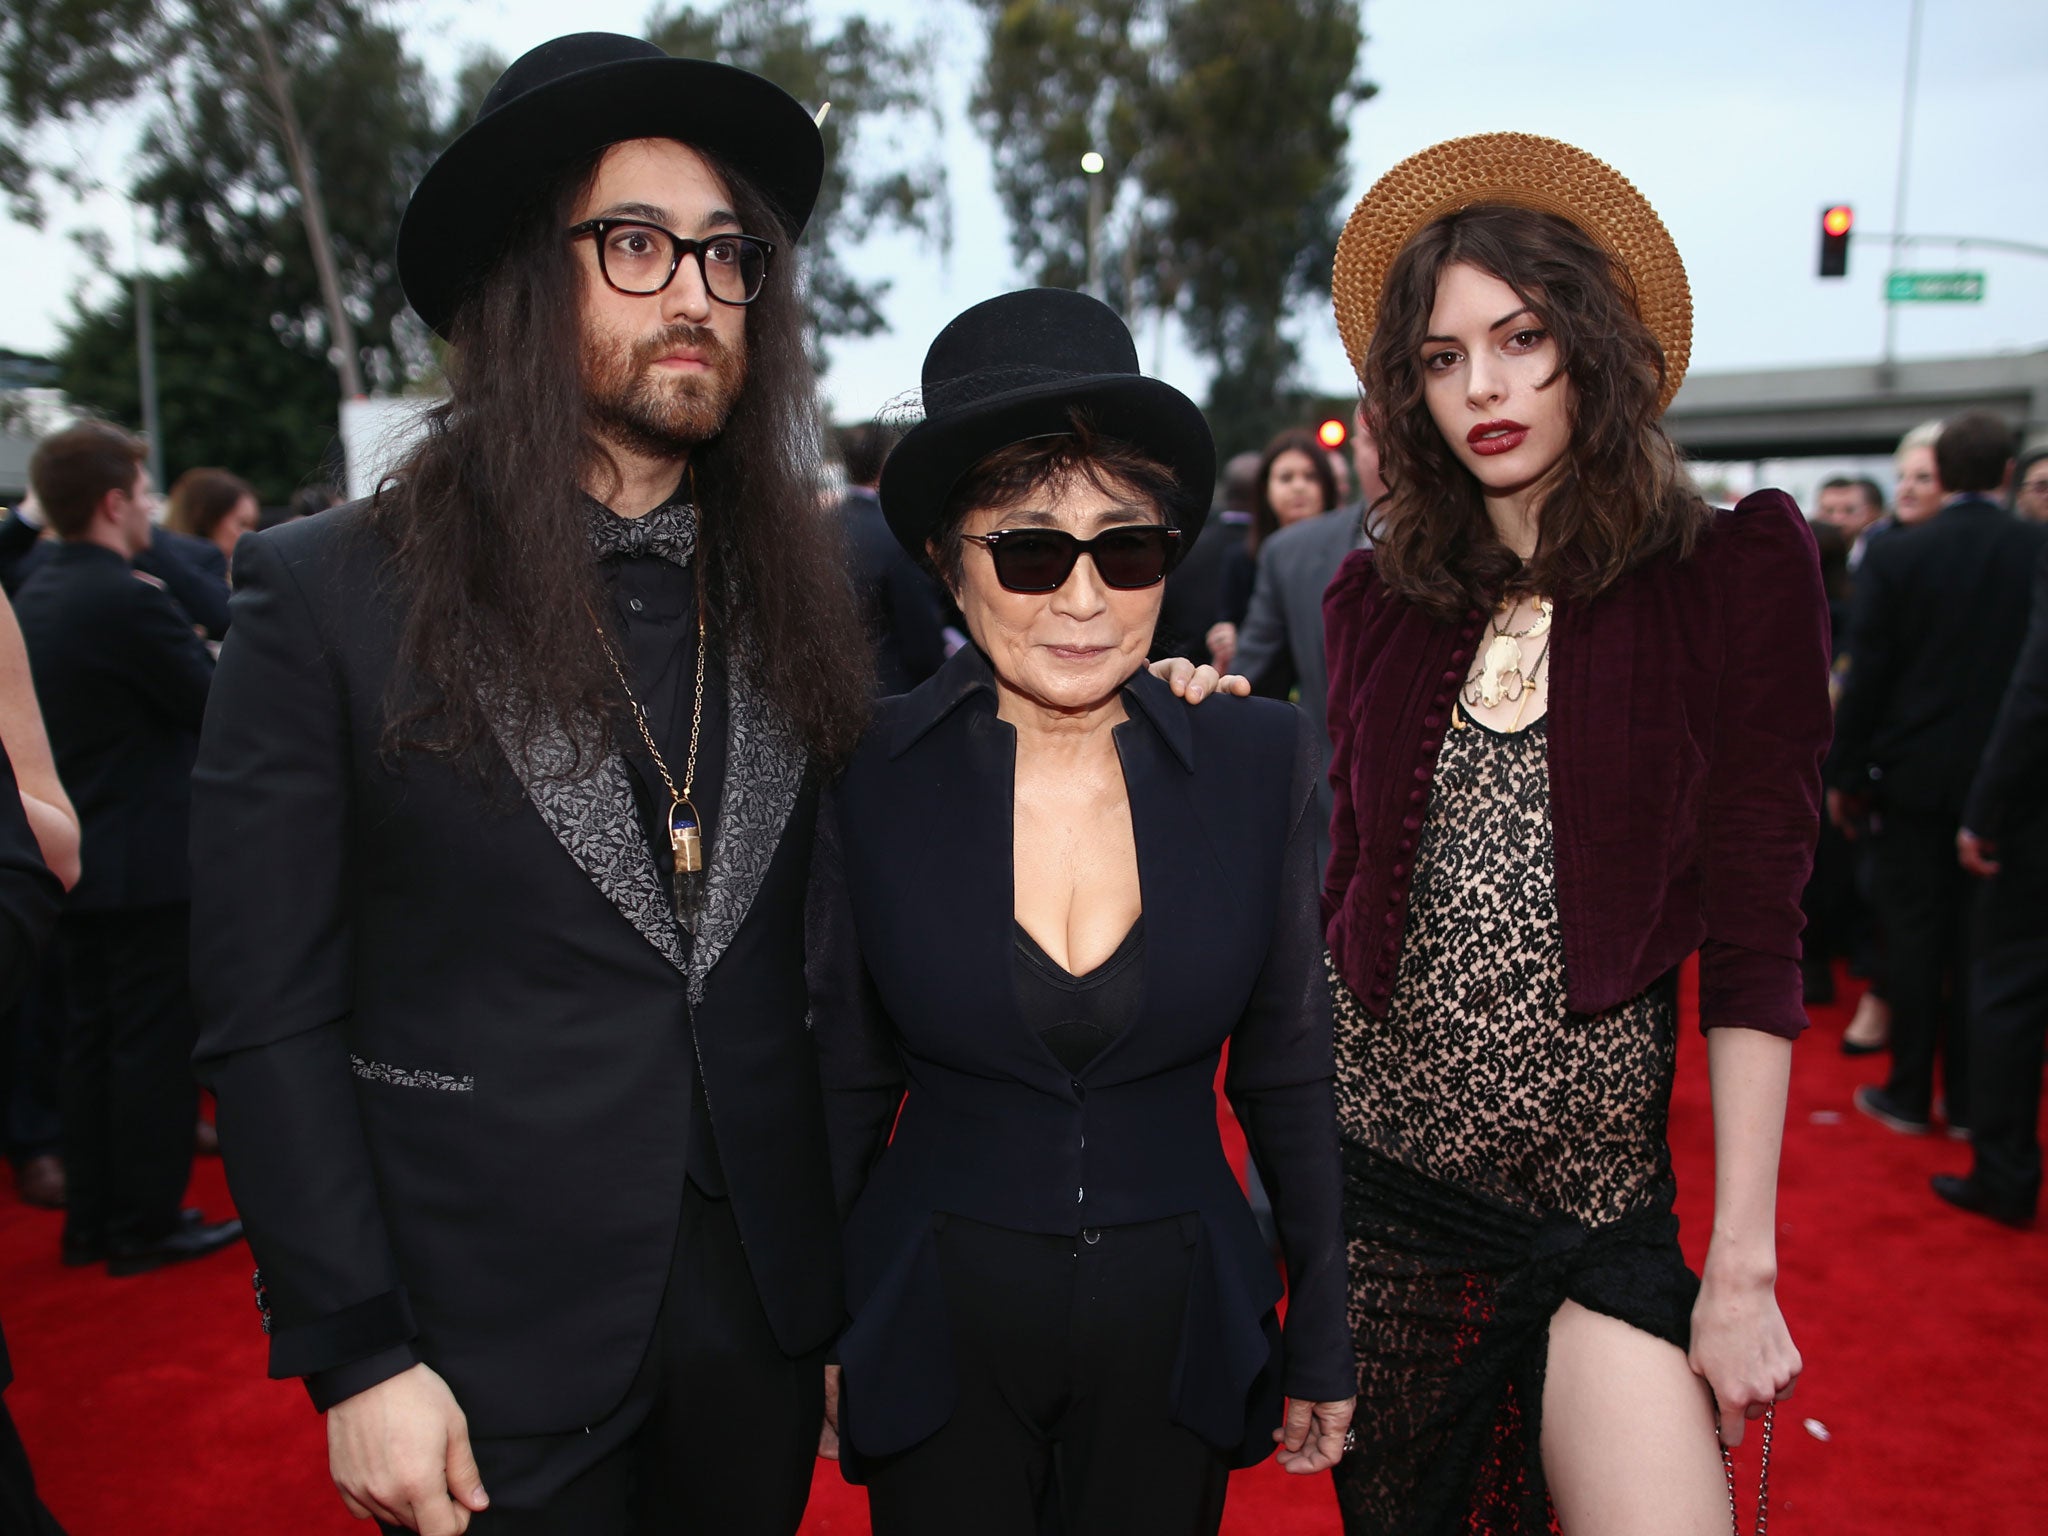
[4,966,2043,1533]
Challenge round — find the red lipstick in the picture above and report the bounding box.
[1467,419,1529,456]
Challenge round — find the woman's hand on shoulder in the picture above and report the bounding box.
[1147,656,1250,704]
[1688,1266,1800,1447]
[1273,1394,1356,1474]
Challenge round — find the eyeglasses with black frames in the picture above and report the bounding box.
[568,220,776,306]
[963,525,1183,593]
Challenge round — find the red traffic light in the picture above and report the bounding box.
[1317,417,1348,450]
[1818,204,1853,279]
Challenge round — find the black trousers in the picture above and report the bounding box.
[381,1181,823,1535]
[0,1393,64,1535]
[56,904,198,1253]
[1871,814,1979,1124]
[860,1215,1231,1536]
[1965,831,2048,1215]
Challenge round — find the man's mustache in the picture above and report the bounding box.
[633,324,729,370]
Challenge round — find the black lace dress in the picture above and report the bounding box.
[1330,705,1698,1535]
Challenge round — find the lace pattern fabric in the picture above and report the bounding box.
[1332,709,1695,1535]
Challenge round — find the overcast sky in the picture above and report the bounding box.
[6,0,2045,442]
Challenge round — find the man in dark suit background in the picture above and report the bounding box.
[1232,409,1381,872]
[1943,541,2048,1225]
[11,421,240,1275]
[836,423,945,696]
[1154,450,1256,665]
[1830,411,2048,1138]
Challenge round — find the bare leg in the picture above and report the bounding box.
[1843,991,1890,1049]
[1541,1300,1726,1536]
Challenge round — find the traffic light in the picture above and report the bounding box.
[1818,204,1853,278]
[1317,417,1348,450]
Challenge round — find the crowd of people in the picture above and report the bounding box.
[0,27,2043,1536]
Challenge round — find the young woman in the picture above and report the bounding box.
[1320,134,1827,1534]
[1209,428,1339,671]
[814,287,1354,1535]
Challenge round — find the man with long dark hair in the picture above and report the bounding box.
[191,35,869,1534]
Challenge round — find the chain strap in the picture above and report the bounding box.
[1719,1402,1774,1536]
[597,611,705,811]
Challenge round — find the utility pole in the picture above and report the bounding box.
[1882,0,1926,382]
[244,1,365,400]
[1082,151,1106,301]
[131,203,164,491]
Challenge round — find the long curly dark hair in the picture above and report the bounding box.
[1250,427,1339,552]
[372,146,870,773]
[1361,205,1709,621]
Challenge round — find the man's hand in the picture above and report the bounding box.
[1147,656,1250,704]
[1204,621,1238,673]
[819,1363,842,1460]
[1958,828,2001,878]
[327,1363,488,1533]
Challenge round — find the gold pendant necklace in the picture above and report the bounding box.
[1466,597,1552,709]
[597,561,710,932]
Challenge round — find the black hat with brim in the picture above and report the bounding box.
[879,288,1216,562]
[399,32,824,339]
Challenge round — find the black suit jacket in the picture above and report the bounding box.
[0,511,40,596]
[811,645,1352,1467]
[13,542,213,912]
[0,743,59,1017]
[139,525,233,640]
[190,507,842,1433]
[841,487,945,696]
[1830,497,2048,821]
[1964,544,2048,845]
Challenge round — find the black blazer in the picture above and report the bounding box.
[0,742,60,1015]
[13,542,213,911]
[1830,496,2048,820]
[190,507,842,1434]
[140,526,233,640]
[811,645,1352,1468]
[1964,543,2048,845]
[841,487,945,696]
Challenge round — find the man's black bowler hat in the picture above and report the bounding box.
[398,32,825,339]
[879,288,1216,561]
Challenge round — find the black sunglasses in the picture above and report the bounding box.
[962,525,1183,593]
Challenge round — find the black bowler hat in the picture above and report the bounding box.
[398,33,825,339]
[879,288,1216,560]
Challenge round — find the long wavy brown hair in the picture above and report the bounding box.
[1361,204,1709,620]
[373,145,870,774]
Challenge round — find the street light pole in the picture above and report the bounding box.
[1082,151,1106,301]
[1882,0,1926,380]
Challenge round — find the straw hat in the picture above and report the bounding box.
[1331,132,1692,411]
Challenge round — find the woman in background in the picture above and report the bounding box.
[1208,428,1337,671]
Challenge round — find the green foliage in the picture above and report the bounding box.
[645,0,947,361]
[972,0,1372,452]
[57,261,342,500]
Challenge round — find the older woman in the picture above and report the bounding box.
[1321,136,1828,1533]
[812,287,1355,1535]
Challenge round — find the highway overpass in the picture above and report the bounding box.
[1666,348,2048,461]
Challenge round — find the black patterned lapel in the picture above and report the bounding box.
[686,652,806,1007]
[483,698,690,974]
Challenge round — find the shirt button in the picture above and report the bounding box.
[1071,1079,1086,1100]
[627,597,644,613]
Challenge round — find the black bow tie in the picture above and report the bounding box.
[588,498,698,569]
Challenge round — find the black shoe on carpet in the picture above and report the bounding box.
[1854,1084,1930,1136]
[1840,1037,1886,1057]
[1930,1174,2030,1229]
[106,1211,244,1277]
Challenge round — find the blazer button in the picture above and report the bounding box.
[1408,788,1425,804]
[1390,863,1408,879]
[1402,815,1421,831]
[1420,738,1439,754]
[1440,669,1459,684]
[1413,766,1431,782]
[1422,714,1441,730]
[1383,910,1399,927]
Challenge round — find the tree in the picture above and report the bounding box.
[971,0,1372,451]
[645,0,947,362]
[3,1,461,490]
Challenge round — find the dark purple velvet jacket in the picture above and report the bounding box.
[1320,490,1831,1039]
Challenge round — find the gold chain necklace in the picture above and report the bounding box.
[1465,596,1553,709]
[596,539,709,930]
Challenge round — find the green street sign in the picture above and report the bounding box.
[1886,270,1986,303]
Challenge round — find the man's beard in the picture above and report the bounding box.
[585,320,747,458]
